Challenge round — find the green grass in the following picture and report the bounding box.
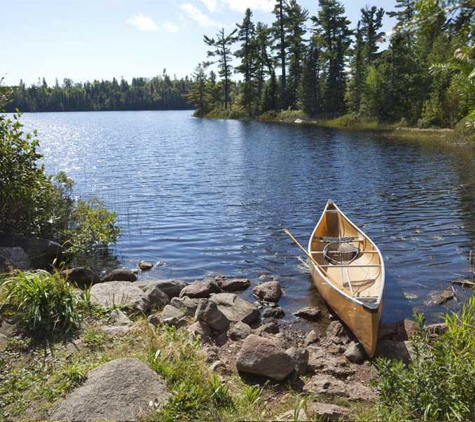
[374,297,475,421]
[0,270,91,337]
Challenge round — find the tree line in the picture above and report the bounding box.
[187,0,474,128]
[5,70,193,112]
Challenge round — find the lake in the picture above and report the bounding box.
[20,110,475,322]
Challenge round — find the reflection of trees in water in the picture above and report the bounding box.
[70,247,120,276]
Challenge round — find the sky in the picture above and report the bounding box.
[0,0,397,86]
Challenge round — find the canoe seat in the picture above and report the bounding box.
[315,236,363,243]
[343,279,375,288]
[356,296,378,303]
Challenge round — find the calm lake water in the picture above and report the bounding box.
[20,110,475,322]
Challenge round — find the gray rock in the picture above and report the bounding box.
[49,358,170,421]
[135,280,187,299]
[60,267,101,288]
[253,281,282,302]
[308,402,349,420]
[326,320,351,345]
[304,330,320,346]
[170,296,199,317]
[307,346,355,379]
[344,342,367,364]
[262,307,285,319]
[102,268,137,282]
[376,340,414,364]
[303,375,348,397]
[216,277,251,292]
[0,319,17,337]
[148,313,161,326]
[180,281,214,299]
[187,320,212,340]
[161,305,186,326]
[425,323,448,338]
[91,281,148,313]
[426,288,455,306]
[209,293,260,325]
[144,285,170,311]
[100,325,131,337]
[107,309,132,326]
[210,360,226,372]
[138,260,153,271]
[256,321,280,335]
[236,334,294,381]
[0,235,62,269]
[277,409,309,421]
[0,247,30,270]
[293,306,322,322]
[285,347,309,376]
[195,300,230,333]
[228,321,251,340]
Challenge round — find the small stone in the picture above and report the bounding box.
[107,309,132,326]
[216,277,251,292]
[139,260,154,271]
[257,321,280,335]
[308,402,349,420]
[210,360,226,372]
[344,342,366,364]
[303,375,348,397]
[161,305,186,326]
[228,321,251,340]
[425,323,448,338]
[253,281,283,302]
[326,321,351,345]
[304,330,320,346]
[277,409,309,421]
[285,347,309,376]
[188,321,212,340]
[100,325,131,337]
[148,314,161,326]
[293,307,322,322]
[262,307,285,319]
[426,288,455,306]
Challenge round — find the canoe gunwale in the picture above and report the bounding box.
[307,201,385,309]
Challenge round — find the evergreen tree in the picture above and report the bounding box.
[346,22,365,113]
[204,28,238,110]
[312,0,352,114]
[271,0,290,109]
[285,0,308,109]
[235,9,260,116]
[360,6,385,65]
[187,64,212,117]
[256,22,276,111]
[300,40,322,117]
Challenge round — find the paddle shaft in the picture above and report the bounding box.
[283,229,320,268]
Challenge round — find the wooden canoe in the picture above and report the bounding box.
[308,200,385,357]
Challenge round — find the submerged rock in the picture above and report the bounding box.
[262,307,285,319]
[138,260,153,271]
[215,276,251,292]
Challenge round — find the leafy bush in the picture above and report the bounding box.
[375,298,475,421]
[0,270,89,337]
[0,110,120,260]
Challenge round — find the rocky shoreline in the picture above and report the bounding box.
[0,266,448,421]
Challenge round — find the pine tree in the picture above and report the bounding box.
[285,0,308,109]
[312,0,352,114]
[204,28,238,110]
[235,9,260,116]
[255,22,276,110]
[360,6,385,65]
[271,0,290,109]
[187,64,212,117]
[300,41,322,117]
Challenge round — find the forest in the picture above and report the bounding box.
[4,71,193,112]
[188,0,474,129]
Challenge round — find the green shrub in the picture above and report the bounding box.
[375,298,475,421]
[0,270,89,337]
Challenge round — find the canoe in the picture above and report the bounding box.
[308,200,385,357]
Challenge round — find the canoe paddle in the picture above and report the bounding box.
[283,229,320,268]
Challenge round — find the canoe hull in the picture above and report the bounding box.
[310,263,381,357]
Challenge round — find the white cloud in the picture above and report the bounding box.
[162,21,179,33]
[200,0,219,12]
[223,0,273,13]
[180,3,223,28]
[126,14,159,32]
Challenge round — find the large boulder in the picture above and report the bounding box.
[60,267,101,288]
[0,235,62,269]
[170,296,199,317]
[209,293,260,325]
[195,299,230,333]
[102,269,137,282]
[49,358,170,421]
[228,321,252,340]
[253,281,282,302]
[307,402,349,421]
[91,281,148,313]
[0,247,30,271]
[215,277,251,292]
[136,280,187,298]
[236,334,294,381]
[160,305,187,327]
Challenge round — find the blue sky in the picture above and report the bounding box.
[0,0,396,86]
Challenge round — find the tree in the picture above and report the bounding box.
[312,0,352,114]
[300,40,322,117]
[271,0,290,109]
[204,28,238,111]
[256,22,277,112]
[235,9,260,116]
[360,6,385,65]
[285,0,308,109]
[187,64,213,117]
